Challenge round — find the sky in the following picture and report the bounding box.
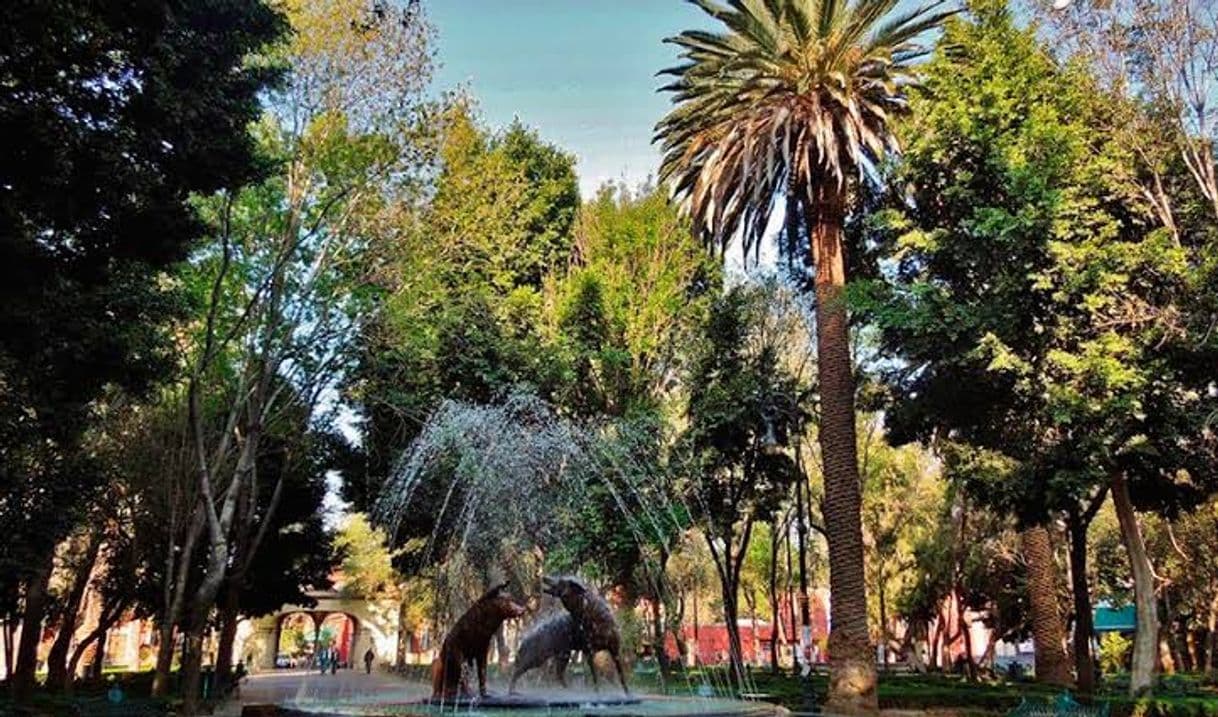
[426,1,713,196]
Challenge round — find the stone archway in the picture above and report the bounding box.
[272,611,318,668]
[317,612,360,667]
[238,590,401,672]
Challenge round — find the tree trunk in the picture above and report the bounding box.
[89,626,107,678]
[4,617,16,681]
[153,505,206,697]
[693,587,700,662]
[930,613,940,667]
[768,517,783,674]
[809,186,875,715]
[67,621,108,686]
[958,592,977,681]
[785,525,798,670]
[706,530,747,687]
[672,592,688,667]
[11,552,54,700]
[214,583,241,692]
[1067,511,1096,696]
[1158,634,1176,675]
[152,619,177,697]
[1205,593,1218,680]
[930,616,942,670]
[721,579,747,688]
[878,577,888,668]
[794,473,812,669]
[907,623,926,673]
[747,590,760,670]
[396,597,409,668]
[178,447,258,711]
[46,531,103,691]
[1112,472,1158,696]
[1021,525,1073,687]
[180,620,208,715]
[651,596,667,685]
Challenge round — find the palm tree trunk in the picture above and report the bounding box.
[809,186,875,715]
[1021,525,1073,687]
[1111,472,1158,696]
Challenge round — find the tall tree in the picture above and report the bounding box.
[858,426,942,668]
[680,283,804,687]
[655,2,953,710]
[860,0,1218,694]
[348,104,579,512]
[1039,0,1218,225]
[212,421,338,689]
[152,2,434,709]
[0,0,285,699]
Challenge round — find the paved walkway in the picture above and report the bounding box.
[219,668,427,715]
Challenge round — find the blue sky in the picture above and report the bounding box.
[427,1,713,196]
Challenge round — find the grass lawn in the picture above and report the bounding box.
[629,668,1218,717]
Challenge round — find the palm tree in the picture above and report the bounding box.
[656,1,952,712]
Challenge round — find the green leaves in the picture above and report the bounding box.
[867,0,1218,520]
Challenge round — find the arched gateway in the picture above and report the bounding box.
[235,588,403,672]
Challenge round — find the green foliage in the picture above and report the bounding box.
[681,282,805,526]
[354,173,714,596]
[334,514,402,599]
[860,429,945,631]
[350,105,580,509]
[1100,632,1133,676]
[424,104,579,294]
[675,280,807,676]
[860,0,1212,522]
[897,481,1029,643]
[0,0,286,612]
[549,183,716,419]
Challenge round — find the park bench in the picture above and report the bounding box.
[1007,692,1109,717]
[738,691,775,701]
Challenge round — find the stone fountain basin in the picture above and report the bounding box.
[413,692,643,708]
[264,692,789,717]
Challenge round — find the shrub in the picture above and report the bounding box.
[1101,633,1133,676]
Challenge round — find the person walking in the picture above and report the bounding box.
[363,648,374,675]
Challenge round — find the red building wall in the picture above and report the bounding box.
[662,590,830,665]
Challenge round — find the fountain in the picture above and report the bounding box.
[260,391,789,717]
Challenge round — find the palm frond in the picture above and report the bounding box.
[655,0,954,255]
